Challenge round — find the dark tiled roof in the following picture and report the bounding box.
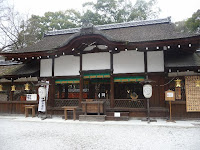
[0,61,39,77]
[165,52,200,68]
[3,17,199,54]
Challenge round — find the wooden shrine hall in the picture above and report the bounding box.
[0,17,200,120]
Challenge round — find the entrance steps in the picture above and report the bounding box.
[105,112,129,121]
[79,115,106,122]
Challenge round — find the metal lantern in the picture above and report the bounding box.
[11,85,16,91]
[0,84,3,91]
[196,80,200,87]
[24,83,30,91]
[174,79,182,87]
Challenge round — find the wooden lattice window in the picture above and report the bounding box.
[185,76,200,112]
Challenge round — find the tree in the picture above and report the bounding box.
[175,9,200,33]
[0,0,161,51]
[185,9,200,33]
[82,0,160,25]
[21,9,81,46]
[0,1,26,51]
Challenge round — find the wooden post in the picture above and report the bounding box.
[79,76,83,108]
[169,101,172,121]
[110,52,114,108]
[79,54,83,108]
[48,78,55,107]
[110,75,114,108]
[147,98,150,123]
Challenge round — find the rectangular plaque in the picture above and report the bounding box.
[165,90,175,101]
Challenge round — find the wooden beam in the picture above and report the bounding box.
[110,75,114,108]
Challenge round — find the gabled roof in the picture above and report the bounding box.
[1,17,200,54]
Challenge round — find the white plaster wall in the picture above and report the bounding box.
[82,52,110,70]
[55,55,80,76]
[40,59,52,77]
[113,50,144,74]
[147,51,164,72]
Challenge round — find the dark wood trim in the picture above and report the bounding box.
[54,76,80,79]
[110,75,114,108]
[79,54,83,108]
[52,57,55,77]
[144,51,147,74]
[0,101,38,104]
[81,69,112,74]
[110,52,113,72]
[48,78,55,107]
[80,54,82,72]
[79,76,83,108]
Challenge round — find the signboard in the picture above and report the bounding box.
[165,90,175,101]
[114,112,120,117]
[38,99,46,112]
[38,86,47,112]
[26,94,37,101]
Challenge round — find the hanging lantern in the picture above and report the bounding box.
[24,83,30,91]
[196,80,200,87]
[11,85,16,91]
[174,79,182,87]
[0,84,3,91]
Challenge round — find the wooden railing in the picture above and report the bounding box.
[54,99,79,107]
[0,101,38,114]
[115,99,146,108]
[54,99,145,109]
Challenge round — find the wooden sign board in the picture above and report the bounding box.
[165,90,175,101]
[26,94,37,101]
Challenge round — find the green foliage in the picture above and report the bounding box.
[82,0,160,24]
[17,0,160,48]
[175,9,200,33]
[22,9,81,46]
[185,9,200,33]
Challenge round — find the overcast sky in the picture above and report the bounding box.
[6,0,200,22]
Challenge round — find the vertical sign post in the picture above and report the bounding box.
[165,90,175,122]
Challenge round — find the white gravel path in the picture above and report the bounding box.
[0,116,200,150]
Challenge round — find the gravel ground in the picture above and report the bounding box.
[0,116,200,150]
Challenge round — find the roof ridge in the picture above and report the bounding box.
[45,17,171,36]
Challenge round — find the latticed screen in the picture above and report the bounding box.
[185,76,200,112]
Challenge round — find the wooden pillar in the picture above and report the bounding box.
[52,57,55,77]
[110,52,114,108]
[79,76,83,107]
[79,54,83,108]
[110,75,114,108]
[144,51,148,76]
[47,57,55,107]
[48,78,55,107]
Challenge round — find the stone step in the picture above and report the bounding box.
[105,116,129,121]
[79,115,106,122]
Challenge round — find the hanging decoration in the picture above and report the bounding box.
[24,83,30,91]
[11,85,16,91]
[174,79,182,87]
[0,84,3,91]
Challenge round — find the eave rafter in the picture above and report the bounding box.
[2,34,200,61]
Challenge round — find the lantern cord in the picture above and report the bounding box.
[155,77,176,87]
